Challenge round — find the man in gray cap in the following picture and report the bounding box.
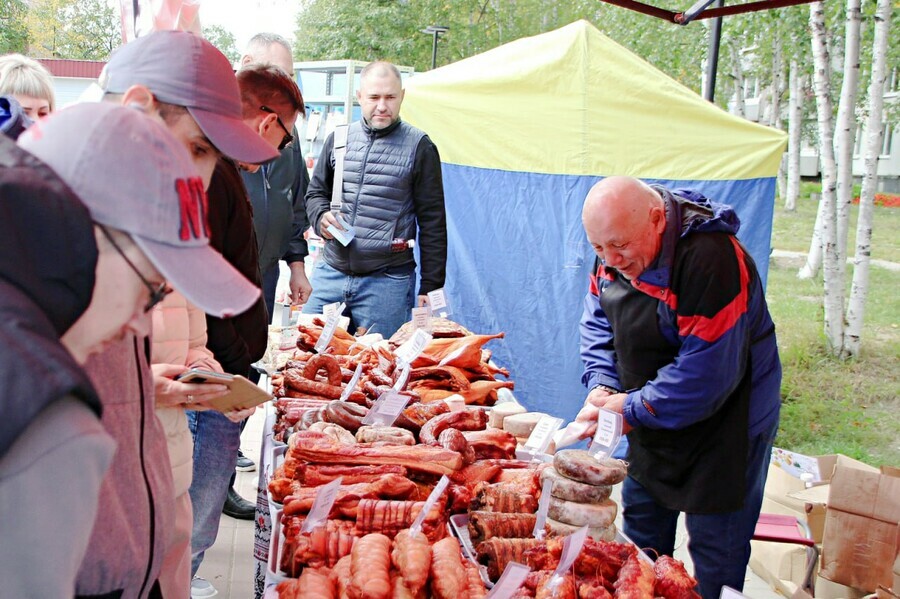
[64,31,274,599]
[15,102,260,598]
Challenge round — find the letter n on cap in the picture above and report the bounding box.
[176,178,209,241]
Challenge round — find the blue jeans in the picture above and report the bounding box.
[302,261,415,338]
[187,409,242,575]
[621,419,777,599]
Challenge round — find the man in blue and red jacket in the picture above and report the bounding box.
[576,176,781,599]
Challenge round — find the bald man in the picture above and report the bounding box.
[577,177,781,598]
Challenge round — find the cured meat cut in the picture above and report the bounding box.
[391,529,432,596]
[541,466,613,503]
[430,537,469,599]
[276,566,336,599]
[348,533,392,599]
[613,555,656,599]
[355,499,446,542]
[547,497,618,529]
[553,451,627,486]
[355,425,415,446]
[544,517,616,542]
[419,409,489,445]
[468,511,538,545]
[476,538,544,580]
[282,474,418,518]
[653,556,701,599]
[462,429,518,460]
[289,430,464,476]
[470,480,539,513]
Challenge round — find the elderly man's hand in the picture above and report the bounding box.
[574,390,631,438]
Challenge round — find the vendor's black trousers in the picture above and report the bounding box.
[621,418,778,599]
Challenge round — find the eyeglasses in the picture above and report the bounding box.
[259,105,294,150]
[98,225,171,313]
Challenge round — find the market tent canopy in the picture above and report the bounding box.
[402,19,786,422]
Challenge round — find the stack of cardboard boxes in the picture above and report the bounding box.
[750,449,900,598]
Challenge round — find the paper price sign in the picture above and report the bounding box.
[548,526,588,589]
[361,391,412,427]
[410,475,449,536]
[532,478,553,539]
[392,363,411,391]
[427,288,451,318]
[327,214,356,247]
[485,562,530,599]
[720,587,750,599]
[524,415,564,457]
[340,362,365,402]
[394,328,432,366]
[411,306,432,331]
[588,408,623,459]
[314,302,345,354]
[323,301,341,319]
[301,476,343,533]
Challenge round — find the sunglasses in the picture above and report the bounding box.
[260,105,294,150]
[98,225,171,313]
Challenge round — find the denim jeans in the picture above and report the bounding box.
[302,261,415,338]
[621,418,778,599]
[186,409,242,575]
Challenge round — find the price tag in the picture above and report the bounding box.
[323,301,341,319]
[523,415,564,457]
[361,390,412,427]
[588,408,623,459]
[392,363,411,391]
[278,327,299,350]
[279,302,293,326]
[300,476,343,533]
[427,288,451,318]
[547,526,588,589]
[409,475,450,536]
[411,306,432,331]
[327,214,356,247]
[394,328,432,366]
[314,302,345,354]
[533,478,553,539]
[340,362,364,402]
[485,562,530,599]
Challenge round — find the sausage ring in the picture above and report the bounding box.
[302,354,343,386]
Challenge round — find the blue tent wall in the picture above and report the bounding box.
[438,163,776,421]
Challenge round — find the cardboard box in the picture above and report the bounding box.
[820,456,900,593]
[750,540,817,596]
[815,574,868,599]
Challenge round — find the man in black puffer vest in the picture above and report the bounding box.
[304,61,447,338]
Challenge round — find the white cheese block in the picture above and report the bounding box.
[503,412,547,438]
[488,401,527,429]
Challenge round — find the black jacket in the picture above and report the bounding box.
[205,158,268,376]
[0,136,101,458]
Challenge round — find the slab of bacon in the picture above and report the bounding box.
[468,511,538,546]
[470,480,539,513]
[288,430,464,476]
[355,499,447,542]
[461,429,518,460]
[282,473,418,518]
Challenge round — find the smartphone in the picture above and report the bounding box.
[175,369,234,384]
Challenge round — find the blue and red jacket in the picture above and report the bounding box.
[580,186,781,511]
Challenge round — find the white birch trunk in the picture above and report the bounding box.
[799,196,825,277]
[809,1,844,354]
[730,41,746,117]
[834,0,862,282]
[772,38,788,201]
[845,0,892,357]
[786,62,802,211]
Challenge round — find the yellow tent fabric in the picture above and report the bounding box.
[402,20,786,181]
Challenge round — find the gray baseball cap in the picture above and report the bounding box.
[103,30,277,165]
[18,102,261,319]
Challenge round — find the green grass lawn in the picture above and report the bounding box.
[765,182,900,467]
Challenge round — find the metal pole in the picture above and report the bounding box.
[431,31,439,70]
[703,0,724,102]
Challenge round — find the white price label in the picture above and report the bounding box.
[485,562,530,598]
[392,363,411,391]
[549,526,588,586]
[300,476,343,533]
[523,415,564,456]
[588,408,623,459]
[340,362,364,402]
[361,391,412,427]
[409,475,449,536]
[411,306,432,331]
[533,478,553,539]
[394,328,432,366]
[314,302,345,354]
[323,302,341,319]
[720,587,751,599]
[427,288,450,318]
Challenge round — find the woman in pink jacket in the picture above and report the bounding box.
[151,292,255,598]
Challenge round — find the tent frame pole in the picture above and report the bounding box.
[703,0,725,102]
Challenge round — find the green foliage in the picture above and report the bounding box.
[203,25,240,65]
[0,0,29,54]
[25,0,120,60]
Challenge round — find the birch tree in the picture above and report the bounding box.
[785,61,803,210]
[808,1,844,353]
[845,0,892,357]
[833,0,862,282]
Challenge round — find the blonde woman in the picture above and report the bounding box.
[0,53,55,119]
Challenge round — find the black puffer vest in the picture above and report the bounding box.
[324,119,424,275]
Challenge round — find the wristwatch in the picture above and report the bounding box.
[591,384,619,395]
